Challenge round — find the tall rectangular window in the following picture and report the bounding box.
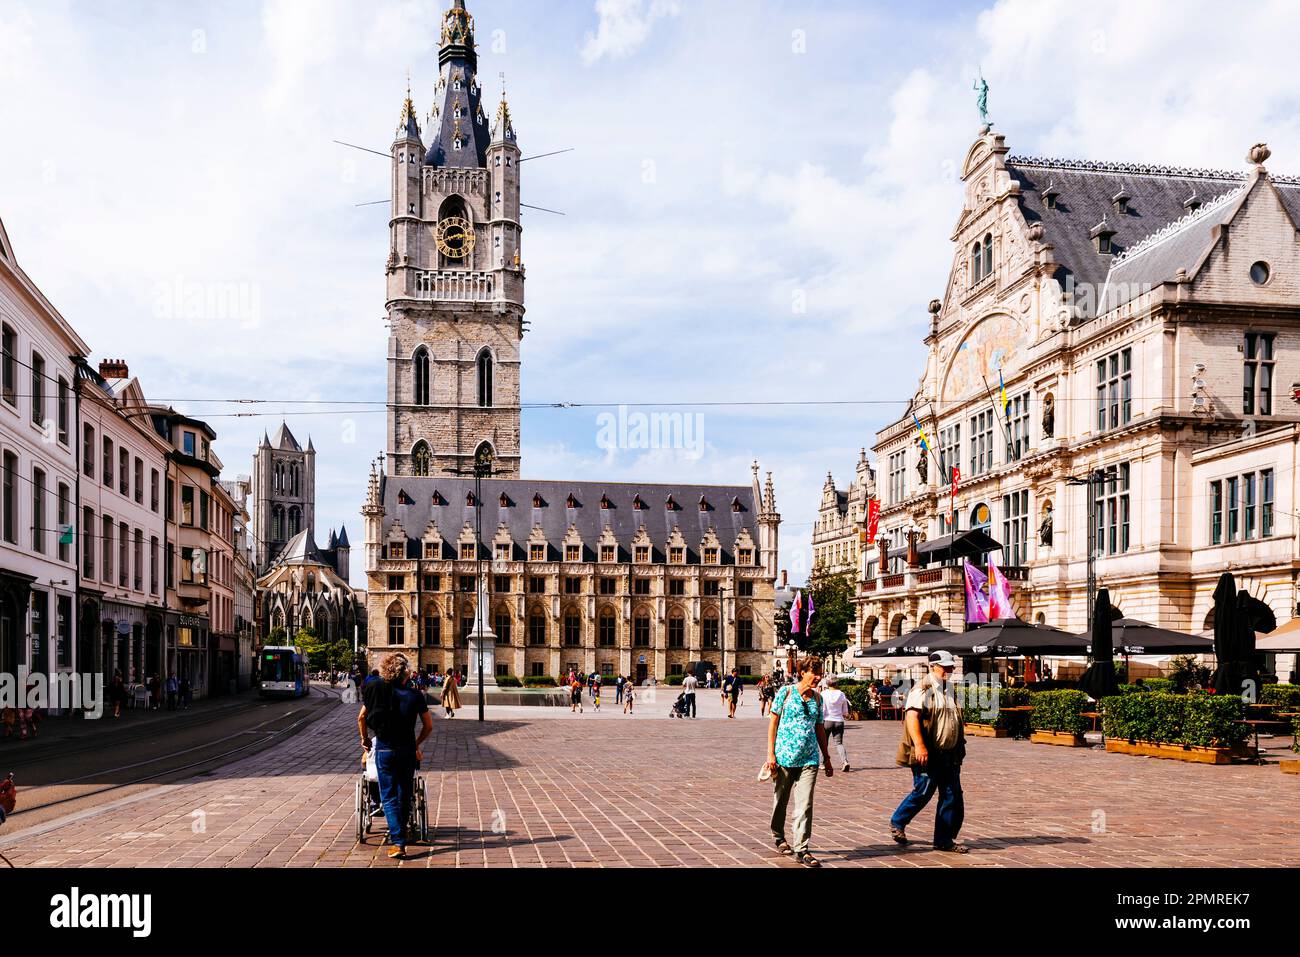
[103,436,113,489]
[1001,489,1029,566]
[1243,333,1275,415]
[119,447,128,496]
[57,378,69,444]
[665,617,682,648]
[151,470,159,512]
[31,466,46,554]
[57,482,70,563]
[181,485,194,526]
[134,458,143,504]
[133,528,143,591]
[1262,469,1275,538]
[118,521,128,587]
[102,515,113,584]
[1006,394,1030,462]
[969,410,994,476]
[165,477,174,522]
[938,424,961,483]
[83,506,95,578]
[888,451,906,502]
[702,617,719,649]
[83,424,95,478]
[1096,348,1133,431]
[0,451,13,544]
[1243,472,1257,541]
[150,536,159,595]
[737,618,754,650]
[1226,476,1239,542]
[1210,480,1223,545]
[31,352,45,426]
[1094,463,1131,556]
[1,324,15,405]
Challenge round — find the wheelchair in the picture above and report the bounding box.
[355,746,429,846]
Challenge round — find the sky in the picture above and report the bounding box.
[4,0,1300,590]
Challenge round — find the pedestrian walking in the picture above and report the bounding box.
[148,674,161,711]
[179,675,192,710]
[110,671,127,719]
[592,681,601,711]
[358,653,432,859]
[705,669,713,691]
[166,673,179,711]
[623,681,635,714]
[724,668,743,718]
[821,675,851,771]
[766,656,833,868]
[615,674,625,704]
[442,668,461,718]
[889,651,968,854]
[681,670,698,718]
[570,675,584,714]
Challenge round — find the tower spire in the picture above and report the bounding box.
[397,71,421,139]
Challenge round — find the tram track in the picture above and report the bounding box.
[0,684,345,836]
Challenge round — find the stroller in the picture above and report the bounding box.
[669,692,690,719]
[355,740,429,846]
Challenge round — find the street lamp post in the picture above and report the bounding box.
[455,445,501,723]
[718,585,730,681]
[1066,468,1106,633]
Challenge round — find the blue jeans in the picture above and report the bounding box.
[683,692,696,717]
[375,747,416,848]
[890,754,964,847]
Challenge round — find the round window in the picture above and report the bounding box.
[1250,261,1271,285]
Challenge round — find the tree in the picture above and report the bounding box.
[805,574,854,661]
[266,626,288,645]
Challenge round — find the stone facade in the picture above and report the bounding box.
[363,1,782,682]
[849,130,1300,682]
[251,423,316,571]
[812,450,875,581]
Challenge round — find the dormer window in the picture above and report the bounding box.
[500,492,511,508]
[529,543,545,562]
[665,495,677,511]
[1091,219,1117,255]
[704,547,719,565]
[453,138,463,151]
[1184,192,1202,212]
[634,545,650,564]
[398,490,413,506]
[670,546,684,564]
[566,494,579,509]
[466,492,476,507]
[496,543,511,561]
[453,79,462,91]
[1042,183,1059,210]
[731,498,743,513]
[632,495,644,511]
[565,544,581,563]
[533,493,544,508]
[1112,189,1130,215]
[460,543,476,561]
[600,495,611,510]
[600,544,616,563]
[432,490,446,507]
[698,497,710,512]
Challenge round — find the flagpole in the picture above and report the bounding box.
[981,373,1015,450]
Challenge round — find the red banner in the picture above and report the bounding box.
[866,498,881,545]
[951,466,961,497]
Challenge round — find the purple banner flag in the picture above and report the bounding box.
[964,561,990,624]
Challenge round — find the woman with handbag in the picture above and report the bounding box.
[765,656,834,868]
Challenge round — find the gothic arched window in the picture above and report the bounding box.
[982,233,993,280]
[412,442,431,477]
[477,349,494,408]
[272,505,285,542]
[289,507,301,538]
[413,347,431,406]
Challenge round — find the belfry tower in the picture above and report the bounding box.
[385,0,524,479]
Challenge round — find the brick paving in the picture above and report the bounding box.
[2,697,1297,868]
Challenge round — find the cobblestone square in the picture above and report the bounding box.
[3,697,1296,869]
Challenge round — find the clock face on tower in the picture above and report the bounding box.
[435,216,475,260]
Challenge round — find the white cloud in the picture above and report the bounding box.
[581,0,681,64]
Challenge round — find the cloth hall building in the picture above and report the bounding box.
[362,0,781,682]
[855,127,1300,669]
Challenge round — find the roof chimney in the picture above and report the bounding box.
[99,359,129,380]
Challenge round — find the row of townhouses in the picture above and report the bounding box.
[0,215,259,704]
[814,129,1300,682]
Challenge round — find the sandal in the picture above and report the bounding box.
[935,843,969,854]
[796,852,821,868]
[774,839,793,856]
[890,826,909,845]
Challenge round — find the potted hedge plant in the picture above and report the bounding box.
[1029,689,1089,747]
[1101,691,1249,764]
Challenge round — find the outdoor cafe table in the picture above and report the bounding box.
[1235,720,1276,764]
[1276,713,1300,750]
[999,705,1035,740]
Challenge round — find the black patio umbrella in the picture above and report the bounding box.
[929,617,1090,657]
[1105,619,1214,655]
[1211,573,1240,695]
[854,623,962,658]
[1079,589,1121,701]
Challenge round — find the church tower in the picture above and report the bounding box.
[252,423,316,572]
[386,0,524,479]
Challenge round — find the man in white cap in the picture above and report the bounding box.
[889,650,968,853]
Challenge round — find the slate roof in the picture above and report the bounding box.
[381,477,760,564]
[272,529,327,567]
[1006,156,1300,302]
[271,422,302,452]
[424,2,489,169]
